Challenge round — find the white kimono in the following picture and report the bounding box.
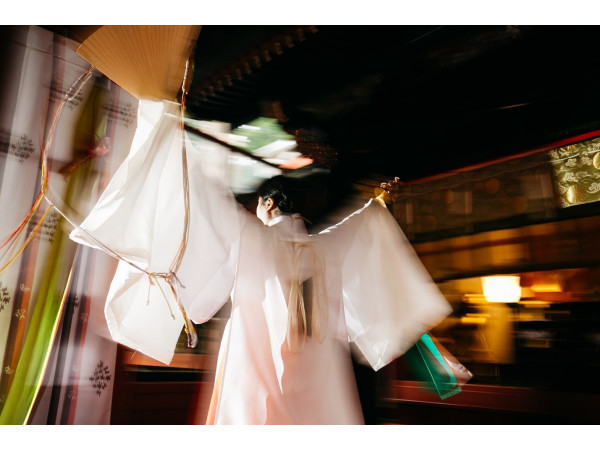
[70,100,452,424]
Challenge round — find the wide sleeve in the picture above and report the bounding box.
[67,26,238,364]
[318,198,452,371]
[69,99,245,364]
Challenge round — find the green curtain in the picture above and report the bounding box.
[0,228,79,424]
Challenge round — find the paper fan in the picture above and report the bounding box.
[77,25,201,101]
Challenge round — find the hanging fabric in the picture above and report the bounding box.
[0,26,138,424]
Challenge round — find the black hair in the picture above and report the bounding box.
[257,176,297,214]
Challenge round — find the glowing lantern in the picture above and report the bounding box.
[481,276,521,303]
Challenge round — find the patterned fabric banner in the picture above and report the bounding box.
[0,26,138,424]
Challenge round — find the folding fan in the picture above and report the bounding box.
[76,25,202,101]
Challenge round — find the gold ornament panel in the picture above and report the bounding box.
[549,137,600,208]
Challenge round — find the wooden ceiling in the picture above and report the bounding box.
[42,25,600,182]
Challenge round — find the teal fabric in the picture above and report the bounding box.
[405,334,461,400]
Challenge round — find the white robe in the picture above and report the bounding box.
[70,99,452,424]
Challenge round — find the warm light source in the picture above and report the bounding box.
[481,276,521,303]
[530,273,563,293]
[530,283,562,293]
